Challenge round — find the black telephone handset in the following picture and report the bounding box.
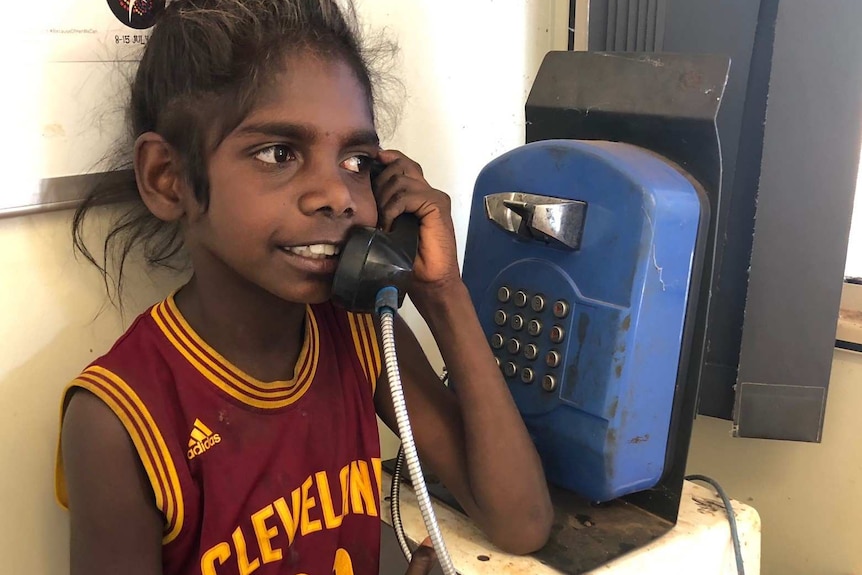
[331,161,420,314]
[334,164,455,573]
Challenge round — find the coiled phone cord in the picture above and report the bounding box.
[377,288,457,575]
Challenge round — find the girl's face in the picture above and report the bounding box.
[183,54,380,305]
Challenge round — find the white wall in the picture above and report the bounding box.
[0,210,177,574]
[0,2,568,573]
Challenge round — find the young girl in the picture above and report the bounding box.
[56,1,553,574]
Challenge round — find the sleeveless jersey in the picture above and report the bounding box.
[56,294,384,575]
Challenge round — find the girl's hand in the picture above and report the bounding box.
[373,149,460,291]
[403,538,437,575]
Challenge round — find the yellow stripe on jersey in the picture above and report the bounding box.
[347,312,382,392]
[56,366,185,544]
[151,298,320,409]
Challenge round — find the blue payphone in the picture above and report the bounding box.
[462,139,708,503]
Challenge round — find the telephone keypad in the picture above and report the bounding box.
[549,325,566,344]
[531,295,546,313]
[506,338,522,355]
[511,315,525,331]
[491,334,504,349]
[490,289,572,392]
[553,300,570,319]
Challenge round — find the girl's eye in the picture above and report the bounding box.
[254,145,295,165]
[342,155,372,174]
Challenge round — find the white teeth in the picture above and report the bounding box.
[284,244,341,259]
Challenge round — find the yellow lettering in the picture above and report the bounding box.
[200,542,231,575]
[232,527,260,575]
[372,458,382,497]
[349,460,378,517]
[315,471,344,529]
[250,504,283,564]
[333,548,355,575]
[273,489,302,546]
[300,476,322,535]
[339,464,350,516]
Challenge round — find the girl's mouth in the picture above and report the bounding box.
[281,244,342,260]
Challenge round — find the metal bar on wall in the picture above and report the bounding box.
[654,0,667,51]
[626,0,638,50]
[0,171,135,220]
[646,0,657,49]
[614,0,628,50]
[593,0,667,52]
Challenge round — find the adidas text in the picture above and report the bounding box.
[188,434,221,460]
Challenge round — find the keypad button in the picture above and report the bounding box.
[511,314,525,331]
[531,295,546,313]
[494,356,501,367]
[514,291,529,307]
[504,362,518,378]
[521,368,535,384]
[506,338,522,355]
[553,300,570,319]
[497,286,512,303]
[490,334,504,349]
[546,350,561,368]
[524,344,539,360]
[550,325,566,344]
[527,319,542,336]
[542,374,558,392]
[494,309,508,326]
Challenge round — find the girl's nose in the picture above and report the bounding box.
[298,165,357,218]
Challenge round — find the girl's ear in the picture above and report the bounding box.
[134,132,193,221]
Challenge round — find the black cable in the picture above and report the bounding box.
[684,474,745,575]
[390,445,412,561]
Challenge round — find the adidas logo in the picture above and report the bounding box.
[187,418,221,460]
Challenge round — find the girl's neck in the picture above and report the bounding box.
[174,275,309,383]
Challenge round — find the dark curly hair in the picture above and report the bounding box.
[73,0,397,300]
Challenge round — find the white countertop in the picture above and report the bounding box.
[380,472,761,575]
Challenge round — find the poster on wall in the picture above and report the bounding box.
[45,0,164,63]
[2,0,164,217]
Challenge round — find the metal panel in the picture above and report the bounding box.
[735,0,862,441]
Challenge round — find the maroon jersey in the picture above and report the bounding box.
[56,294,384,575]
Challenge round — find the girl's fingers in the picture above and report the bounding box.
[376,149,425,180]
[372,150,445,231]
[374,174,439,231]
